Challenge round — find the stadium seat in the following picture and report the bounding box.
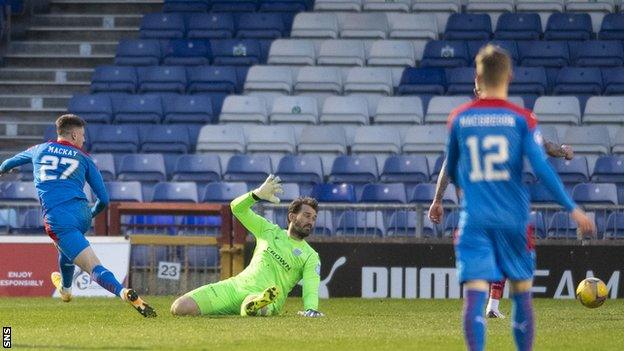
[294,66,342,94]
[163,94,214,124]
[244,65,293,94]
[566,1,615,33]
[137,66,187,94]
[553,67,603,96]
[328,155,378,184]
[518,41,570,67]
[314,0,361,12]
[140,13,185,39]
[420,40,470,68]
[583,96,624,125]
[117,154,167,182]
[196,125,246,154]
[113,95,163,124]
[245,125,297,154]
[68,94,113,124]
[445,67,475,95]
[187,65,238,94]
[312,183,356,202]
[335,210,385,236]
[269,96,318,124]
[549,156,589,184]
[528,183,559,204]
[614,128,624,154]
[219,95,268,124]
[402,125,447,155]
[425,96,471,124]
[362,0,409,12]
[386,210,418,236]
[444,13,492,40]
[89,125,140,153]
[211,39,263,66]
[572,183,618,205]
[139,125,191,154]
[317,39,365,67]
[494,12,542,40]
[297,125,348,155]
[467,40,519,65]
[410,183,457,204]
[604,212,624,238]
[598,13,624,40]
[275,155,324,187]
[374,96,424,125]
[398,67,446,95]
[236,13,286,39]
[152,182,198,202]
[162,39,211,66]
[163,0,210,13]
[339,13,388,39]
[202,182,248,203]
[343,67,393,96]
[268,39,316,66]
[259,0,311,12]
[386,13,438,40]
[91,66,137,94]
[172,154,222,183]
[313,209,334,235]
[544,12,593,41]
[571,40,624,67]
[290,12,339,39]
[223,154,273,183]
[532,96,581,124]
[91,153,115,181]
[367,40,415,67]
[509,67,548,96]
[10,208,44,234]
[320,96,369,125]
[442,210,460,237]
[0,181,38,202]
[591,155,624,183]
[351,126,402,156]
[186,247,219,268]
[380,155,429,185]
[211,0,258,12]
[130,245,167,267]
[516,1,565,29]
[359,183,406,203]
[563,126,611,155]
[187,13,234,39]
[601,67,624,95]
[115,39,162,66]
[412,0,461,33]
[529,211,546,239]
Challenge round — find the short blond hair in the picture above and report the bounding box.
[475,44,512,89]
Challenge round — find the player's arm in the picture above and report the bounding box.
[230,175,283,238]
[428,159,450,224]
[444,119,461,186]
[0,146,36,175]
[544,140,574,160]
[298,252,323,318]
[86,157,110,218]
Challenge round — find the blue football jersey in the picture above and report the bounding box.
[0,141,109,215]
[445,98,575,229]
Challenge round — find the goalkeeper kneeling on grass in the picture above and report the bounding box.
[171,175,324,318]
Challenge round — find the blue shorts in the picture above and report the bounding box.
[454,225,536,284]
[44,200,92,261]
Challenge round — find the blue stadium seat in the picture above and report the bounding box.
[236,13,286,39]
[518,41,569,67]
[599,13,624,40]
[380,155,429,185]
[547,211,578,239]
[0,209,18,231]
[223,154,272,184]
[509,67,548,96]
[529,211,546,239]
[467,40,519,65]
[444,13,492,40]
[15,162,34,182]
[162,39,211,66]
[359,183,406,203]
[139,125,191,153]
[89,125,140,153]
[91,153,115,181]
[259,0,310,12]
[187,13,235,39]
[601,67,624,95]
[553,67,603,96]
[311,183,356,203]
[163,0,210,12]
[328,156,378,184]
[163,94,213,124]
[494,13,542,40]
[0,181,38,202]
[545,13,593,41]
[386,210,417,237]
[313,210,334,236]
[202,181,248,202]
[528,183,558,203]
[137,66,187,94]
[410,183,457,204]
[211,0,257,12]
[113,95,163,124]
[117,154,167,182]
[442,210,460,237]
[548,156,589,185]
[91,66,137,94]
[140,13,185,39]
[187,246,219,268]
[445,67,475,95]
[591,156,624,183]
[275,155,324,188]
[605,212,624,238]
[172,154,222,183]
[211,39,263,65]
[115,39,162,66]
[420,40,470,68]
[11,209,44,234]
[68,94,113,124]
[572,183,618,205]
[152,182,199,202]
[571,40,624,67]
[187,65,238,94]
[131,245,167,267]
[335,210,385,237]
[397,67,446,95]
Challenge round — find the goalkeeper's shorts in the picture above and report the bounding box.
[185,278,278,316]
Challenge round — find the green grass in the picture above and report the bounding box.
[1,297,623,350]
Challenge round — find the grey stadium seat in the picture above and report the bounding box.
[338,13,388,39]
[270,96,319,125]
[402,125,448,155]
[351,126,402,155]
[196,125,246,154]
[367,40,416,67]
[540,125,561,145]
[563,126,612,155]
[386,13,438,40]
[244,66,294,94]
[298,125,348,154]
[268,39,316,66]
[245,125,297,154]
[374,96,424,125]
[294,66,343,94]
[219,95,268,124]
[291,13,339,39]
[533,96,581,125]
[318,40,366,66]
[363,0,411,12]
[425,96,471,123]
[583,96,624,125]
[412,0,461,33]
[466,0,515,29]
[612,128,624,154]
[314,0,362,12]
[516,0,565,31]
[344,67,394,95]
[320,96,370,125]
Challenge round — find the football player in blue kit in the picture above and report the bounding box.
[0,114,156,317]
[444,45,594,351]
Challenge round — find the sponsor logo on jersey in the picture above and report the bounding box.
[266,246,291,272]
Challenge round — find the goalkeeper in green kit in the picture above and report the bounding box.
[170,175,324,318]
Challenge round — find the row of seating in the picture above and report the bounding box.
[163,0,313,13]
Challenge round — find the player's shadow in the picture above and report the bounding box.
[14,345,148,350]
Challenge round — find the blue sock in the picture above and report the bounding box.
[91,265,124,297]
[463,289,487,351]
[58,252,75,289]
[512,291,534,351]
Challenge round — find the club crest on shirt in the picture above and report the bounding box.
[293,248,302,257]
[534,129,544,146]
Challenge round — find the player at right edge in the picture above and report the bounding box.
[444,44,595,351]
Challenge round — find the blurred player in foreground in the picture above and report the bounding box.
[444,45,594,351]
[0,115,156,317]
[429,78,574,320]
[171,175,323,318]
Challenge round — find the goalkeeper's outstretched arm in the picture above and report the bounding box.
[230,174,284,238]
[299,252,323,318]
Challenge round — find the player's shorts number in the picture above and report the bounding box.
[39,155,79,181]
[466,135,510,182]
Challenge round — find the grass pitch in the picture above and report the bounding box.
[1,297,623,350]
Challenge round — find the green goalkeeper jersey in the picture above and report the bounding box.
[230,192,321,312]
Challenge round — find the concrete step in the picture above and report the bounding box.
[0,108,65,123]
[31,14,143,28]
[23,27,138,41]
[3,54,113,68]
[0,121,52,137]
[0,136,43,151]
[50,0,163,14]
[9,41,118,56]
[0,81,90,95]
[0,68,93,82]
[0,95,72,109]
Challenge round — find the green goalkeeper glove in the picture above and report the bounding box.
[252,174,283,204]
[297,309,324,318]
